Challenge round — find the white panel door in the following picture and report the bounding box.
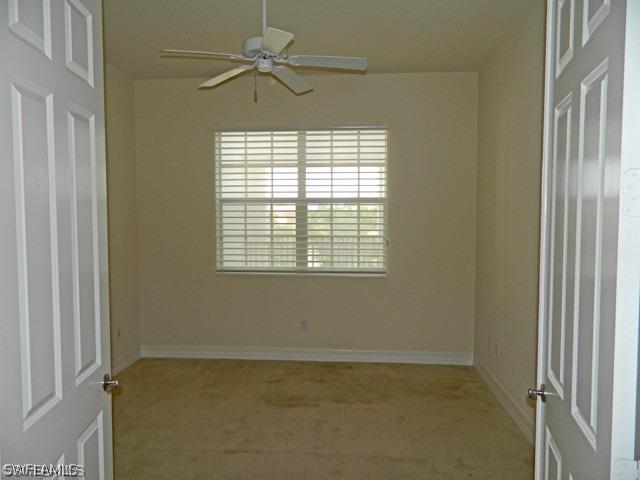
[535,0,639,479]
[0,0,113,478]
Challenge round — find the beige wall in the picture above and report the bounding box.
[105,64,140,369]
[133,72,478,354]
[474,2,545,439]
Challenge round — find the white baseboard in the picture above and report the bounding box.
[112,349,141,374]
[140,345,474,366]
[475,359,535,444]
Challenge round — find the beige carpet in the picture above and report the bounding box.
[113,359,533,479]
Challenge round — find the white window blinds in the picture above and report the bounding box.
[215,128,387,274]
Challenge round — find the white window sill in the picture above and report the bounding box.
[216,270,387,278]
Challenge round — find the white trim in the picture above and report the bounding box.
[112,349,141,374]
[610,0,640,474]
[534,0,557,476]
[215,125,388,133]
[140,345,473,366]
[475,360,535,445]
[217,271,387,278]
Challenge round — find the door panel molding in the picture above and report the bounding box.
[556,0,576,78]
[7,0,52,58]
[67,101,102,386]
[570,57,609,450]
[547,92,573,400]
[544,426,562,480]
[77,412,105,480]
[582,0,611,47]
[64,0,94,86]
[10,76,63,431]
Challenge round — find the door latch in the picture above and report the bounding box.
[102,373,120,393]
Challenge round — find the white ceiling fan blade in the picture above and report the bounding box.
[285,55,368,71]
[261,27,294,55]
[199,64,255,89]
[271,66,313,95]
[161,49,252,63]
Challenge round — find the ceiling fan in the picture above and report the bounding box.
[160,0,367,98]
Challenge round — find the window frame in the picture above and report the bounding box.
[214,126,389,276]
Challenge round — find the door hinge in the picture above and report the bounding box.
[622,169,640,217]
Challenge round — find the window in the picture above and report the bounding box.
[215,128,387,274]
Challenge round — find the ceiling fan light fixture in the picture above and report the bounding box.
[256,57,273,73]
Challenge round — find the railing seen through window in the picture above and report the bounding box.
[215,128,387,273]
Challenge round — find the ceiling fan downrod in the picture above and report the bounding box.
[262,0,267,36]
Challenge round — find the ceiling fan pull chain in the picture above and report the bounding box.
[254,67,258,103]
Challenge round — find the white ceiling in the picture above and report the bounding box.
[103,0,540,79]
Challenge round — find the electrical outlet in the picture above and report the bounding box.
[299,320,308,333]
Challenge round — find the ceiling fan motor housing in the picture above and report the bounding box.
[243,36,263,58]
